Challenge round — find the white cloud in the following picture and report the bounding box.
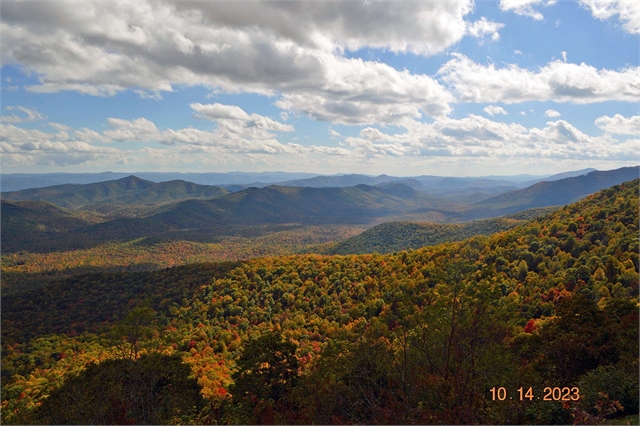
[579,0,640,34]
[466,17,504,42]
[595,114,640,135]
[483,105,508,116]
[439,53,640,104]
[275,54,454,124]
[2,112,637,170]
[95,107,296,155]
[104,117,160,142]
[0,123,123,166]
[0,106,46,123]
[0,0,481,125]
[343,114,636,162]
[307,145,350,156]
[26,83,125,97]
[190,103,294,139]
[169,0,479,56]
[545,109,561,117]
[499,0,557,20]
[191,103,251,121]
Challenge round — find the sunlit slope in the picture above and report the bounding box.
[327,216,526,254]
[2,179,637,425]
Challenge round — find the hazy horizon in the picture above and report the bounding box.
[2,165,615,180]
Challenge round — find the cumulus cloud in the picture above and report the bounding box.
[275,54,454,124]
[1,106,46,123]
[545,109,561,117]
[483,105,508,116]
[499,0,556,20]
[164,0,479,56]
[3,111,638,169]
[595,114,640,135]
[0,0,484,124]
[0,114,304,168]
[579,0,640,34]
[438,53,640,104]
[0,123,123,166]
[104,118,160,142]
[191,103,294,134]
[344,114,637,161]
[71,104,296,155]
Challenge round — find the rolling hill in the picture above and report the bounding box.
[2,178,638,425]
[327,215,531,255]
[1,176,229,212]
[0,171,319,192]
[85,183,462,233]
[1,183,463,252]
[0,200,105,252]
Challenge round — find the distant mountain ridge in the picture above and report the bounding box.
[1,182,463,252]
[0,171,318,192]
[3,168,597,193]
[3,166,637,254]
[465,166,639,219]
[2,175,229,212]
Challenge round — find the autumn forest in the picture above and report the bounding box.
[1,169,638,425]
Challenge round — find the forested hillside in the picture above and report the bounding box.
[327,216,528,254]
[1,179,638,424]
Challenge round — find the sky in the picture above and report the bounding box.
[1,0,639,177]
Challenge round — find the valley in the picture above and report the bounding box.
[1,168,638,424]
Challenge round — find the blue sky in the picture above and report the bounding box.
[1,0,638,176]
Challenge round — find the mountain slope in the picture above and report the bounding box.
[518,167,597,187]
[118,183,461,230]
[2,176,229,211]
[5,179,637,346]
[0,200,102,252]
[327,216,528,255]
[1,183,463,252]
[464,166,639,219]
[2,179,638,425]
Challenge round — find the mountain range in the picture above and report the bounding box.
[1,168,597,193]
[2,166,637,254]
[465,166,639,219]
[2,176,228,214]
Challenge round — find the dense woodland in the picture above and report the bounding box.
[326,214,546,254]
[1,179,638,424]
